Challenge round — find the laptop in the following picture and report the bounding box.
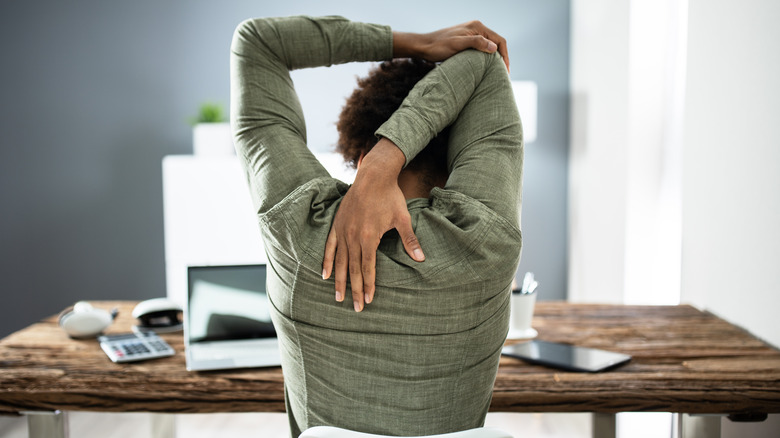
[184,264,281,371]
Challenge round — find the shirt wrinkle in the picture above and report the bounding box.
[231,16,522,437]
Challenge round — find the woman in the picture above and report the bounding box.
[230,15,522,437]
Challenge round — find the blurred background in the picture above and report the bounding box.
[0,0,571,335]
[2,0,779,436]
[2,0,779,346]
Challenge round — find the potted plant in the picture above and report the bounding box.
[191,102,234,156]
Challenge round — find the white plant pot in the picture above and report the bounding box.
[193,122,234,156]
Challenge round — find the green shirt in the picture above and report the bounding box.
[230,15,523,437]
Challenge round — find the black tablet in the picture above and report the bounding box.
[502,340,631,372]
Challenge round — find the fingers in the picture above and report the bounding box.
[362,248,376,305]
[481,36,498,53]
[330,234,369,312]
[494,32,510,72]
[329,235,376,311]
[334,238,348,303]
[350,231,381,312]
[348,240,364,312]
[322,229,337,280]
[328,220,421,311]
[397,215,425,262]
[455,35,496,55]
[468,21,510,72]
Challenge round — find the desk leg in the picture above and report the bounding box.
[150,413,176,438]
[679,414,721,438]
[23,410,69,438]
[592,413,616,438]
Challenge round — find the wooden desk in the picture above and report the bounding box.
[1,302,779,438]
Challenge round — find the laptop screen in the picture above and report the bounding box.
[186,264,276,343]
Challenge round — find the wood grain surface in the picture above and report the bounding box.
[1,301,778,416]
[495,302,780,415]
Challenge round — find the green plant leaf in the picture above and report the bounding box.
[191,102,226,125]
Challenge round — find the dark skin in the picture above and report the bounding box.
[321,21,510,311]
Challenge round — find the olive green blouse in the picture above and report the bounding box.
[230,15,523,437]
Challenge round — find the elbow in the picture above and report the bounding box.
[231,18,277,56]
[232,18,269,57]
[231,19,254,54]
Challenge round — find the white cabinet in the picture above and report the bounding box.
[162,153,354,305]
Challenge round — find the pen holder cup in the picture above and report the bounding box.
[508,291,538,339]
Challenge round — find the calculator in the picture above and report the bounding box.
[98,331,175,363]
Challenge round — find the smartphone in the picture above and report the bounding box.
[502,340,631,372]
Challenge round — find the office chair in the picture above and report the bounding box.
[299,426,513,438]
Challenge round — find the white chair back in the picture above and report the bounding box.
[299,426,513,438]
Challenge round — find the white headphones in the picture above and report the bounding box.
[58,301,116,338]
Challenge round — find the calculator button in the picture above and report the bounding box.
[123,343,149,355]
[100,332,174,362]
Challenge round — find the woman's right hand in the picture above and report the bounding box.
[393,20,509,71]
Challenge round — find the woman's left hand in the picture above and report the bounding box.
[321,139,425,312]
[393,20,510,71]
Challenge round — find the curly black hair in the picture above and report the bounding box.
[336,58,449,181]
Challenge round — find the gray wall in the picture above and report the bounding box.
[0,0,570,337]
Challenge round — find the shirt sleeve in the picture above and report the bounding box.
[230,16,393,215]
[375,50,523,226]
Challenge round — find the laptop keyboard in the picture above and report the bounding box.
[190,339,278,361]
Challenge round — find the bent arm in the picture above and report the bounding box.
[230,16,392,215]
[376,50,523,224]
